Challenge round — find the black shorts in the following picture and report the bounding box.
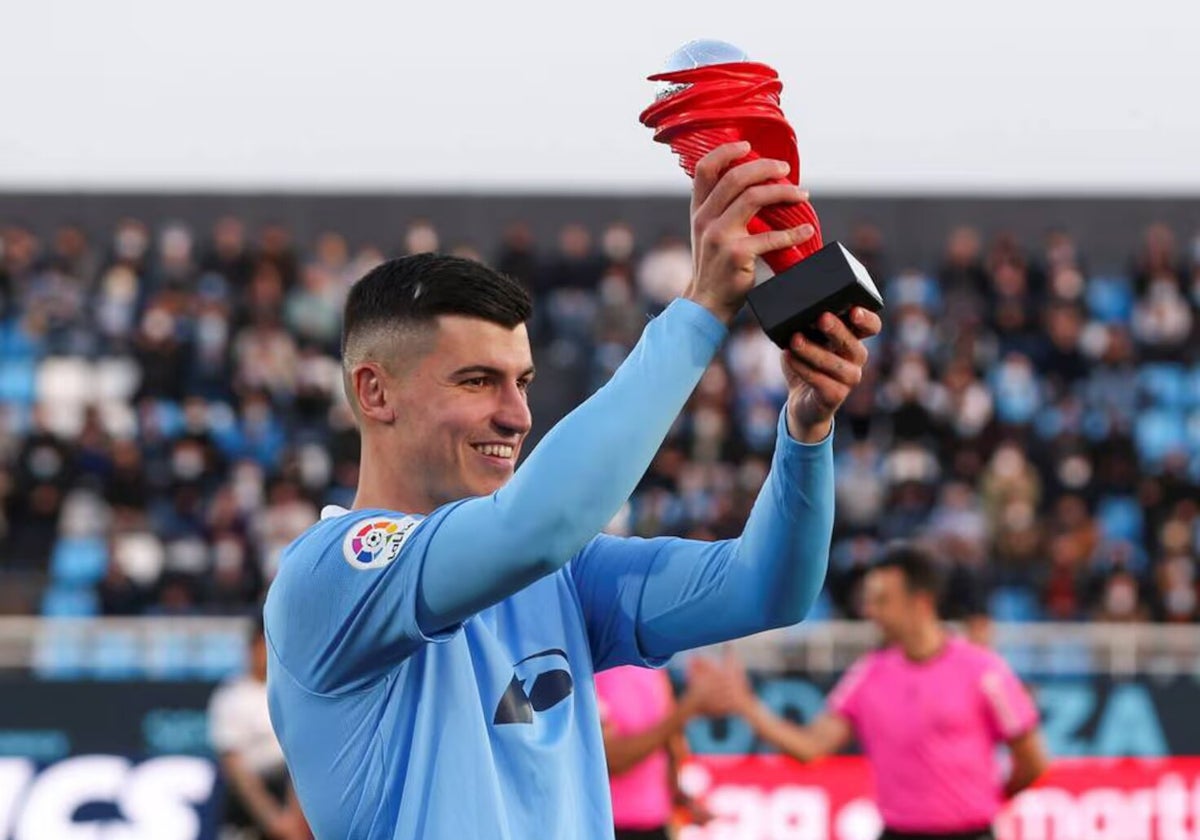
[614,828,671,840]
[880,828,995,840]
[222,768,290,833]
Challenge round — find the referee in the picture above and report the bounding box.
[724,542,1049,840]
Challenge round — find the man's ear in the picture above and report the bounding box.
[351,362,397,424]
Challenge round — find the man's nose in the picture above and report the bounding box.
[492,382,532,438]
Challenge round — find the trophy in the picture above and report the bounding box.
[640,40,883,348]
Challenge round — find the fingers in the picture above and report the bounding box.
[745,222,816,257]
[847,306,883,339]
[809,312,871,367]
[692,141,752,210]
[782,351,852,408]
[721,182,810,229]
[787,320,868,386]
[696,156,795,224]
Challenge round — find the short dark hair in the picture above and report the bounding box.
[341,253,532,363]
[870,541,944,601]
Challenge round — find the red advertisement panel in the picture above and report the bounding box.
[678,756,1200,840]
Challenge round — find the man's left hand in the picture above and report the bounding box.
[782,306,882,443]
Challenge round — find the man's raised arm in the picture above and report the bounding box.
[570,307,881,666]
[418,143,818,632]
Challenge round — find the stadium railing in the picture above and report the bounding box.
[1,617,1197,679]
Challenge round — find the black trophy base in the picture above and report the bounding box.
[745,240,885,349]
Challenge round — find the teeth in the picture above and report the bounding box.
[475,444,514,459]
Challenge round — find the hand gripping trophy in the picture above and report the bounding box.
[640,40,884,347]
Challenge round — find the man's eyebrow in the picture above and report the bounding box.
[450,365,537,379]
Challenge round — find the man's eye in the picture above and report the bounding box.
[462,377,487,388]
[517,379,531,392]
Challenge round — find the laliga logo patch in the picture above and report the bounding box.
[342,517,419,570]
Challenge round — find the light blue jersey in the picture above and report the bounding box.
[264,299,836,839]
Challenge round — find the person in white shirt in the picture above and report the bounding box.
[208,618,309,840]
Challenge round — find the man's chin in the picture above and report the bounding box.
[469,472,514,498]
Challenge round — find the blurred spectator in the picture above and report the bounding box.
[256,223,299,292]
[848,222,888,282]
[938,226,988,297]
[834,439,886,534]
[156,222,198,290]
[636,233,691,311]
[109,218,152,277]
[1039,302,1089,392]
[540,224,602,372]
[257,478,317,581]
[980,441,1044,583]
[495,222,538,289]
[400,218,439,257]
[202,216,257,288]
[134,302,190,402]
[591,265,645,390]
[1132,273,1195,361]
[95,263,145,352]
[601,221,638,273]
[208,619,310,840]
[1131,223,1186,295]
[310,231,353,285]
[285,265,343,352]
[3,406,75,566]
[1091,569,1151,622]
[239,260,287,328]
[233,317,298,403]
[25,255,90,355]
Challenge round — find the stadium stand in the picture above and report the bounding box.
[1,214,1197,658]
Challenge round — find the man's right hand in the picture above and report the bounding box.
[685,141,816,324]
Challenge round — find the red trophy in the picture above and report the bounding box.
[640,40,883,348]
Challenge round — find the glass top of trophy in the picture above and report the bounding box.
[654,39,750,100]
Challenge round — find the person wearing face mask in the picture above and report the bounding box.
[263,143,882,840]
[719,542,1049,840]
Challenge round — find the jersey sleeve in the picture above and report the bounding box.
[826,656,873,727]
[979,655,1040,741]
[570,534,676,672]
[263,504,465,695]
[570,406,834,666]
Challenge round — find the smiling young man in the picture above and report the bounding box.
[263,141,882,840]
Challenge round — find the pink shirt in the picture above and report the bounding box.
[594,666,674,829]
[828,636,1038,833]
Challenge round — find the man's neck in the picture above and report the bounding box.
[351,490,434,515]
[353,439,434,515]
[900,621,946,663]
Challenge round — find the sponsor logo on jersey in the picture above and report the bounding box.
[493,648,574,725]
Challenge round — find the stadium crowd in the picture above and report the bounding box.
[0,214,1197,623]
